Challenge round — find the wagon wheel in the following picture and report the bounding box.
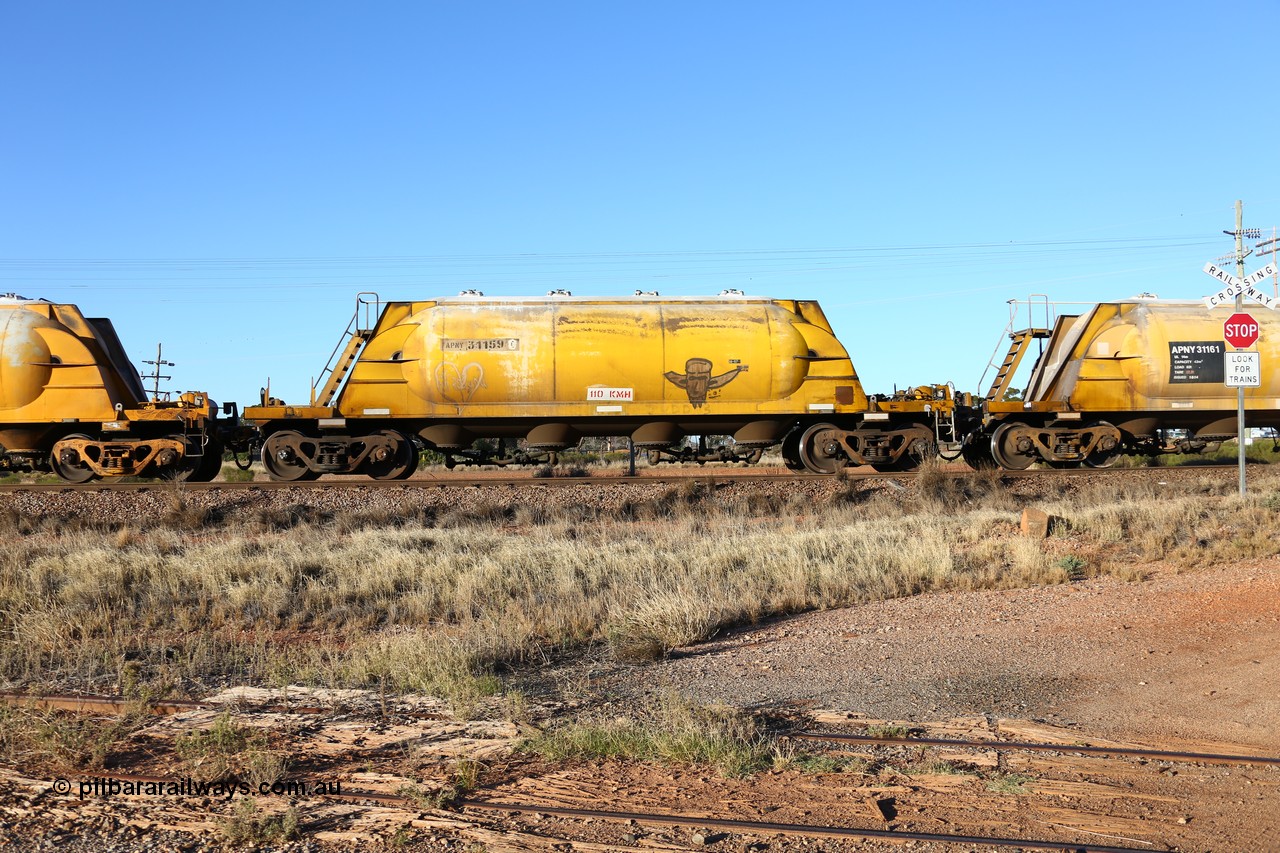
[990,422,1037,470]
[961,435,997,470]
[50,434,97,483]
[185,436,224,482]
[362,430,418,480]
[798,423,846,474]
[162,436,223,482]
[1083,422,1123,469]
[781,428,805,471]
[261,431,318,481]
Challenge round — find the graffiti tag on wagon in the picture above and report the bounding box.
[663,358,748,408]
[441,338,520,352]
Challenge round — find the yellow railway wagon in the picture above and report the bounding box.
[975,298,1280,468]
[0,295,220,481]
[245,293,960,479]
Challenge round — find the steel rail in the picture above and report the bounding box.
[0,690,327,716]
[0,463,1241,493]
[456,798,1156,853]
[0,692,208,715]
[794,731,1280,767]
[0,472,813,492]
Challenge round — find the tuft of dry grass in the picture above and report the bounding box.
[914,458,1015,514]
[520,694,777,778]
[2,468,1279,704]
[0,701,150,774]
[174,710,288,786]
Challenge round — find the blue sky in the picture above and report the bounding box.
[3,2,1279,403]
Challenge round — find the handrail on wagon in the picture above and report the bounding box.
[977,294,1055,402]
[310,292,381,407]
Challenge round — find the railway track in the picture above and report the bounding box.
[7,688,1275,768]
[455,797,1157,853]
[0,462,1245,493]
[791,730,1280,768]
[5,690,1273,850]
[26,767,1163,852]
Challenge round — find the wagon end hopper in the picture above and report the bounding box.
[978,298,1280,469]
[0,297,220,482]
[245,294,949,478]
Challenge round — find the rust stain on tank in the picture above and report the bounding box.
[661,315,764,334]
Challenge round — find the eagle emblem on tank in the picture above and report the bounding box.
[663,358,748,408]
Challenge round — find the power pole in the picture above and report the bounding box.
[141,343,175,402]
[1256,226,1280,298]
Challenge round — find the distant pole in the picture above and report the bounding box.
[1253,225,1280,297]
[142,343,174,402]
[1233,200,1247,497]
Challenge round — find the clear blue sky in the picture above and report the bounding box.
[3,2,1278,404]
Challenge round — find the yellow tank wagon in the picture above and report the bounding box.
[972,296,1280,469]
[245,292,964,479]
[0,295,221,482]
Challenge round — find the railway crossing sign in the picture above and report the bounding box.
[1223,312,1260,349]
[1205,200,1264,498]
[1201,262,1280,309]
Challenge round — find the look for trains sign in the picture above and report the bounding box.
[1223,313,1260,349]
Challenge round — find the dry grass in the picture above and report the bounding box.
[2,469,1280,705]
[519,694,778,778]
[0,700,150,774]
[173,710,289,787]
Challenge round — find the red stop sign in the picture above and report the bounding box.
[1224,312,1260,349]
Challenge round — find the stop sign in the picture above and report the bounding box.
[1224,312,1260,349]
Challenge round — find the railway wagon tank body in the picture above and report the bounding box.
[0,295,221,482]
[975,298,1280,469]
[245,293,960,479]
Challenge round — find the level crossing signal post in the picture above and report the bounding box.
[1201,200,1277,497]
